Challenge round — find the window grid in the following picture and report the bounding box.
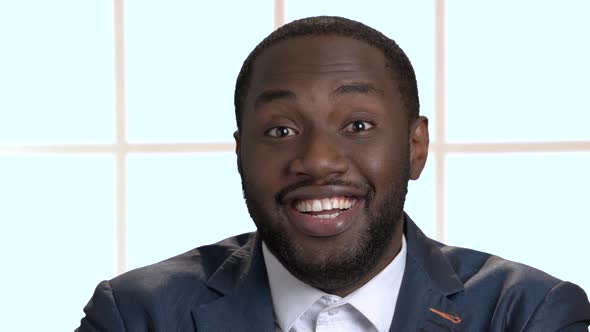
[0,0,588,275]
[434,0,446,242]
[115,0,126,276]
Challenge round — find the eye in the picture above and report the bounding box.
[344,120,374,133]
[265,126,297,138]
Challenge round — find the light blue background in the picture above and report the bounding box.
[126,153,253,270]
[446,152,590,293]
[124,0,273,143]
[0,155,115,331]
[446,0,590,142]
[0,1,115,144]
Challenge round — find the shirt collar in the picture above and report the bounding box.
[262,243,325,331]
[347,235,407,332]
[262,236,407,332]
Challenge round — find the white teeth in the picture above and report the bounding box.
[321,198,332,210]
[314,212,341,219]
[312,200,322,212]
[294,197,355,213]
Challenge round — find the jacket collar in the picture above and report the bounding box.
[389,214,466,331]
[192,233,275,332]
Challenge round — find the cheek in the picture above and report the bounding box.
[355,150,396,185]
[348,138,409,188]
[241,145,289,197]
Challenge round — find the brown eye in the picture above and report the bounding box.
[266,126,297,137]
[345,120,374,132]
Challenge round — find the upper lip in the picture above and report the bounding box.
[281,185,366,204]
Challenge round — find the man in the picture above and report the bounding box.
[77,16,590,331]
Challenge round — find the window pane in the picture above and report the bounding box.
[126,153,254,271]
[125,1,273,143]
[446,153,590,294]
[446,1,590,142]
[0,1,114,144]
[285,1,436,139]
[0,155,115,331]
[405,154,435,239]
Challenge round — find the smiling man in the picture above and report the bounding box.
[77,16,590,332]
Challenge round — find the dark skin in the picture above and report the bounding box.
[235,35,429,296]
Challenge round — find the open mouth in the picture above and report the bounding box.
[286,196,361,237]
[280,184,366,237]
[292,196,357,219]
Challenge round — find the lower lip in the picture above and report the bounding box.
[285,200,361,237]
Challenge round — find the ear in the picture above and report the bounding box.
[234,130,243,176]
[409,116,429,180]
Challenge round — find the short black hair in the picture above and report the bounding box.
[233,16,419,130]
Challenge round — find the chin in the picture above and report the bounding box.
[242,173,409,292]
[254,202,400,292]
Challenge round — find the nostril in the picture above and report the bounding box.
[286,134,349,178]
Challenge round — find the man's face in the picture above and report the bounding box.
[236,36,428,295]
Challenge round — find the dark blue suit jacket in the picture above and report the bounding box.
[77,216,590,331]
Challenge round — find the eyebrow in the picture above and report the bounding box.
[331,82,384,98]
[253,82,383,108]
[254,89,296,107]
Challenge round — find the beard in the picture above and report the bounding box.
[241,163,410,293]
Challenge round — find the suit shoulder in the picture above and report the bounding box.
[440,243,562,292]
[437,244,590,329]
[79,233,257,330]
[108,232,256,308]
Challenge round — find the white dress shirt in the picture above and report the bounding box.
[262,236,406,332]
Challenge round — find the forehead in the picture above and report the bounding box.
[247,35,394,98]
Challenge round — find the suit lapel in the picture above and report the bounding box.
[390,216,466,331]
[192,234,275,332]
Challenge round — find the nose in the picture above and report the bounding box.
[288,131,349,180]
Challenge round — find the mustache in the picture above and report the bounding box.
[275,178,372,203]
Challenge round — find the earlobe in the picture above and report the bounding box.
[409,116,429,180]
[233,130,243,175]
